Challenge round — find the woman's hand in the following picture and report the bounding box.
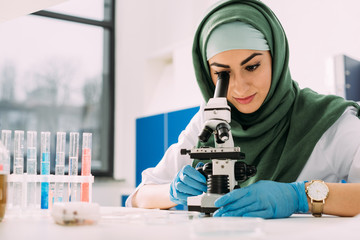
[213,180,309,218]
[169,165,207,205]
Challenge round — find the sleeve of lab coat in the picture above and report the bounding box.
[126,104,204,207]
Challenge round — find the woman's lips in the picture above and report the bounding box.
[234,93,256,104]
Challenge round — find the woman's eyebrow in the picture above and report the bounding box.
[241,53,263,65]
[210,52,263,68]
[210,62,230,68]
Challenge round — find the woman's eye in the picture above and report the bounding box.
[214,71,230,75]
[245,63,260,72]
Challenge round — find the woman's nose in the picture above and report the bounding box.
[229,74,250,95]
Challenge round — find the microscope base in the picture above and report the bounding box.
[188,193,223,215]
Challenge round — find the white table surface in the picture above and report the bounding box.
[1,207,359,240]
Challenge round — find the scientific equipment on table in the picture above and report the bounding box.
[13,130,24,209]
[55,132,66,203]
[69,132,79,202]
[0,141,9,222]
[1,130,11,174]
[181,71,256,215]
[3,130,94,213]
[81,133,92,202]
[51,202,100,225]
[26,131,37,208]
[41,132,51,209]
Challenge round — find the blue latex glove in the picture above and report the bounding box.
[169,165,207,205]
[213,180,309,218]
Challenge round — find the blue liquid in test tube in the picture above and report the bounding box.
[41,132,50,209]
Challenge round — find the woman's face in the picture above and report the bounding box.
[208,49,272,114]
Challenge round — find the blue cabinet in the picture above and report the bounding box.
[136,114,165,186]
[135,106,200,187]
[335,55,360,101]
[344,55,360,101]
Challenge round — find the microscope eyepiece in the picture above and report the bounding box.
[217,71,230,81]
[214,71,230,98]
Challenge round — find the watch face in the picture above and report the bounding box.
[307,181,329,201]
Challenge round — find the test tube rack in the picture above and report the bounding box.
[6,174,94,209]
[1,130,94,211]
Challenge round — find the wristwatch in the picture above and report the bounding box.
[305,180,329,217]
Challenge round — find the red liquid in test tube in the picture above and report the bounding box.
[81,133,92,202]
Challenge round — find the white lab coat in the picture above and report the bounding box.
[126,105,360,207]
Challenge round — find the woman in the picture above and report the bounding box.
[127,0,360,218]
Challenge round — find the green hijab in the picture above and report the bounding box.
[192,0,360,184]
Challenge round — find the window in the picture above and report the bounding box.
[0,0,115,176]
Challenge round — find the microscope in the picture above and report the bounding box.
[181,71,256,215]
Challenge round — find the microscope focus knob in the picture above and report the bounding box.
[180,149,190,155]
[234,161,257,182]
[247,165,257,177]
[216,123,230,143]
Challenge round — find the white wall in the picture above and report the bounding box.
[262,0,360,93]
[107,0,360,203]
[113,0,213,189]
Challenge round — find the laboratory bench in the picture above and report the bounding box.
[0,206,359,240]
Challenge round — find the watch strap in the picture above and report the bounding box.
[312,200,325,217]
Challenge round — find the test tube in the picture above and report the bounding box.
[13,130,24,208]
[55,132,66,202]
[0,141,7,221]
[69,132,79,202]
[1,130,11,174]
[1,130,11,213]
[26,131,37,208]
[81,133,92,202]
[40,132,50,209]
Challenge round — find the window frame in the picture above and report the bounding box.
[30,0,116,177]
